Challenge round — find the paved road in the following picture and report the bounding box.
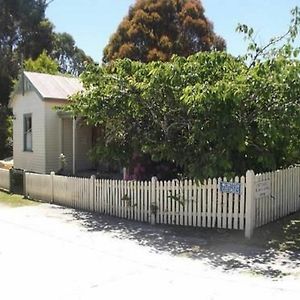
[0,203,299,300]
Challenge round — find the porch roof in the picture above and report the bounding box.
[57,110,73,118]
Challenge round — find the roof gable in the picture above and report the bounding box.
[23,71,83,101]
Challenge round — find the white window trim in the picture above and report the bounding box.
[24,113,33,152]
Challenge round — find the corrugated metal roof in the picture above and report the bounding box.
[24,71,83,100]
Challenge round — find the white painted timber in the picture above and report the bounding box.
[255,166,300,228]
[1,165,297,240]
[0,169,10,191]
[12,91,46,173]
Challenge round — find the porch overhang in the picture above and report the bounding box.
[57,110,73,119]
[57,110,79,175]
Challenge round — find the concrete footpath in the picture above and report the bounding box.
[0,203,299,300]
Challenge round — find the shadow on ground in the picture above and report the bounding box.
[58,207,300,279]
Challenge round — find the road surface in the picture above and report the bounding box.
[0,202,299,300]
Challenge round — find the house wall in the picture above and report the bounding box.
[12,91,46,173]
[45,101,64,173]
[12,92,93,175]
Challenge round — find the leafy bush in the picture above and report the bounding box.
[66,8,300,179]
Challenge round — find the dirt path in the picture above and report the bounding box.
[0,202,299,300]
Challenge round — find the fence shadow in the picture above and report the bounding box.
[58,207,300,279]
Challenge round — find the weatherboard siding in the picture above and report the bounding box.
[13,100,94,174]
[12,91,46,173]
[10,71,92,175]
[45,101,64,173]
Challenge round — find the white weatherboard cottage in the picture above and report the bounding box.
[9,71,94,175]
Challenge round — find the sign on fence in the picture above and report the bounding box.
[255,180,271,198]
[219,181,241,194]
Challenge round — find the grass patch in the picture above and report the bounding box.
[0,190,38,207]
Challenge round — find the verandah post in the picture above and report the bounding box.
[245,170,255,239]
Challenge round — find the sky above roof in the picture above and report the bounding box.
[46,0,300,63]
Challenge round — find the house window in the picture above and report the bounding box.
[24,114,32,151]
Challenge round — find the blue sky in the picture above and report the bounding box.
[46,0,300,62]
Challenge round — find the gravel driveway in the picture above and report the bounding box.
[0,201,299,300]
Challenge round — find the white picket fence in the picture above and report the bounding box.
[1,166,300,238]
[255,167,300,228]
[23,173,248,230]
[0,169,10,191]
[93,177,247,229]
[25,173,52,202]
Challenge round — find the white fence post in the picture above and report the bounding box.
[90,175,96,212]
[150,177,157,225]
[245,170,255,239]
[50,172,55,204]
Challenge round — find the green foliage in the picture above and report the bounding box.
[103,0,226,63]
[0,0,52,157]
[25,50,59,74]
[67,7,300,179]
[67,53,244,178]
[52,32,93,76]
[0,0,51,101]
[0,105,12,159]
[236,6,300,66]
[0,0,93,158]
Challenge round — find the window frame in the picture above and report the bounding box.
[23,113,33,152]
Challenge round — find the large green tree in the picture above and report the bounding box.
[68,7,300,179]
[24,50,59,74]
[68,52,300,179]
[0,0,53,157]
[103,0,225,63]
[0,0,53,99]
[51,32,93,76]
[0,0,93,158]
[24,39,92,76]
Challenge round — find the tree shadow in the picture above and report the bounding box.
[58,207,300,279]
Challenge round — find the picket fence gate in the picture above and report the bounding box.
[1,166,300,238]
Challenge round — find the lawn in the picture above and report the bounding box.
[0,190,37,207]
